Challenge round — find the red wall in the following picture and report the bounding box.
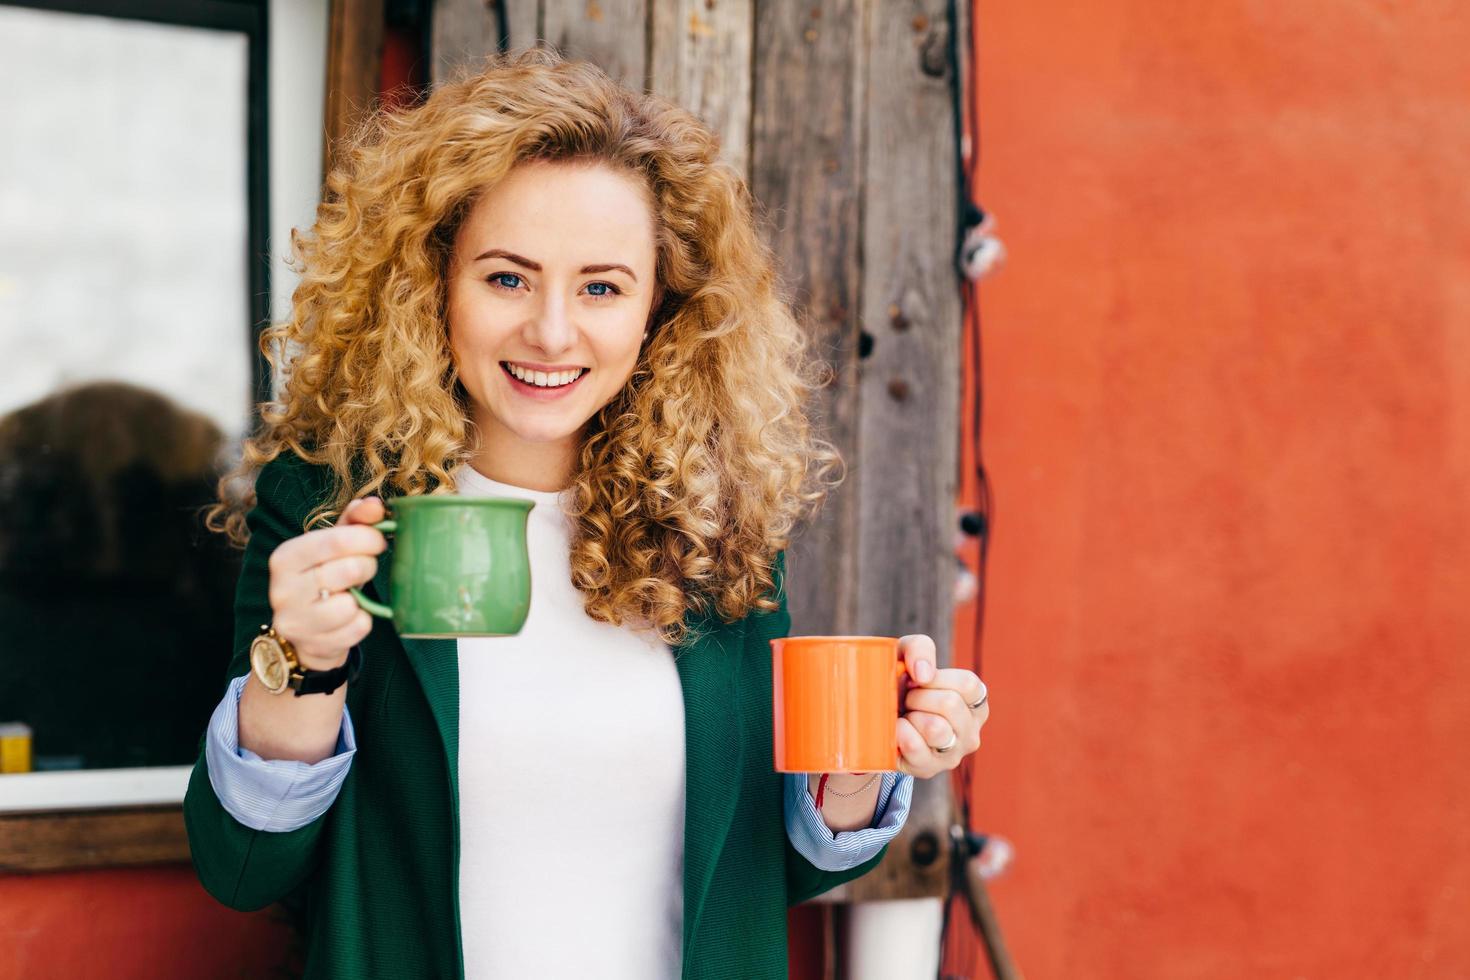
[970,1,1470,976]
[0,867,293,979]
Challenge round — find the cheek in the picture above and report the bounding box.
[444,288,470,357]
[445,324,475,380]
[593,332,643,381]
[446,298,506,365]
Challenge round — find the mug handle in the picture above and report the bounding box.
[895,653,910,714]
[347,518,397,619]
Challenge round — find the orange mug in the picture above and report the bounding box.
[771,635,909,773]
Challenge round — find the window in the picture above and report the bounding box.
[0,0,269,813]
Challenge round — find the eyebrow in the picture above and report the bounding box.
[473,248,638,283]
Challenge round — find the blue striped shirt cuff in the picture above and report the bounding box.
[204,673,356,833]
[783,770,915,872]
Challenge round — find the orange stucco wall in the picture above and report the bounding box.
[969,2,1470,977]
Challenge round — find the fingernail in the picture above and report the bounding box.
[918,661,935,683]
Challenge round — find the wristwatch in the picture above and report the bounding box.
[249,624,362,697]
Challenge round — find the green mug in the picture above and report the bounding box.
[345,494,536,637]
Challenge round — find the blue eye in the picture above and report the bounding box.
[489,272,523,291]
[585,282,619,298]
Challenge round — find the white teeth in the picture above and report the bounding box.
[506,363,583,388]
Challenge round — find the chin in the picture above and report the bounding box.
[500,415,589,444]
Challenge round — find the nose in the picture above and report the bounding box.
[524,291,576,357]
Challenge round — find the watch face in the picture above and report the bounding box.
[250,634,290,694]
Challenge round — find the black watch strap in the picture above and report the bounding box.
[290,644,363,697]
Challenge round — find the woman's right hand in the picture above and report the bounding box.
[266,496,389,668]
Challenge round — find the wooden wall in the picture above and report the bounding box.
[428,0,964,902]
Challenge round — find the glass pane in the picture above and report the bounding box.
[0,6,252,772]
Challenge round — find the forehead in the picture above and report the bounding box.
[457,159,656,264]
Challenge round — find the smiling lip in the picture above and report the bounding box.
[503,360,586,372]
[499,361,587,399]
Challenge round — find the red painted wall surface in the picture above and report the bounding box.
[968,2,1470,977]
[0,866,295,978]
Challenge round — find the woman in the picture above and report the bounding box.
[185,47,990,979]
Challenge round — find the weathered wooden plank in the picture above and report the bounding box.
[844,0,962,902]
[0,806,188,873]
[750,0,865,640]
[500,0,542,52]
[324,0,386,175]
[649,0,753,175]
[855,0,959,676]
[429,0,499,84]
[541,0,649,89]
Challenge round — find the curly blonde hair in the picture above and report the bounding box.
[206,46,841,645]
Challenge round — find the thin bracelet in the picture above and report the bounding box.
[814,772,881,808]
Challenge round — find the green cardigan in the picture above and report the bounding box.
[184,453,888,978]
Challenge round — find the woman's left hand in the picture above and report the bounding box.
[896,634,989,779]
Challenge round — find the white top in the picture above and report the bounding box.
[452,464,686,980]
